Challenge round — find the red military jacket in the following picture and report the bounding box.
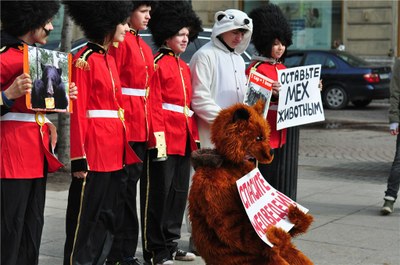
[246,61,287,149]
[1,42,63,179]
[108,29,157,142]
[149,48,199,156]
[70,42,140,173]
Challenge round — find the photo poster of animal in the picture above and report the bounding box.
[23,44,72,112]
[236,168,309,247]
[244,69,273,119]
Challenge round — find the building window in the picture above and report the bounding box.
[243,0,342,50]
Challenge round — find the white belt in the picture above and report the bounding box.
[87,110,119,118]
[1,112,51,125]
[162,103,194,117]
[122,87,147,97]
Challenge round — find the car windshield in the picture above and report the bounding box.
[335,51,369,67]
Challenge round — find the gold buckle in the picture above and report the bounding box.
[118,108,125,121]
[35,112,46,126]
[183,106,189,116]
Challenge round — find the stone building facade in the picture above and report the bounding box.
[40,0,398,65]
[192,0,399,65]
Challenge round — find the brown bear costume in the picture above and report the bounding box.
[188,101,314,265]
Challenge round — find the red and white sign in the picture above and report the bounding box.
[236,168,309,247]
[244,70,274,119]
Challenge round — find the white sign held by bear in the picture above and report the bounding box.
[236,168,309,247]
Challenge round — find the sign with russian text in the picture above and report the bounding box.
[236,168,309,247]
[277,64,324,130]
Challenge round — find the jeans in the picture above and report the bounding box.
[385,133,400,200]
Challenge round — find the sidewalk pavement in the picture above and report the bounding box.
[40,102,400,265]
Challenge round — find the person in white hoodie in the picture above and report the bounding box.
[186,9,252,255]
[189,9,253,148]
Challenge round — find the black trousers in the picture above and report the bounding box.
[1,175,47,265]
[107,142,147,262]
[141,147,191,263]
[258,126,299,200]
[259,146,283,191]
[63,169,128,265]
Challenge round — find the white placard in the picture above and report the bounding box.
[236,168,309,247]
[277,64,325,130]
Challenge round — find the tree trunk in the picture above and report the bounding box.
[57,9,73,171]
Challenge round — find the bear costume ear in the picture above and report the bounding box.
[232,99,265,123]
[232,108,250,122]
[253,99,266,116]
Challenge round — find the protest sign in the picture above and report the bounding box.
[236,168,309,247]
[277,64,324,130]
[244,70,274,118]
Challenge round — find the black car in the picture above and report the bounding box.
[285,49,392,109]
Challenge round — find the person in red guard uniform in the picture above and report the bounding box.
[143,1,203,264]
[245,3,293,194]
[247,4,323,199]
[107,1,163,265]
[62,1,141,265]
[0,1,77,265]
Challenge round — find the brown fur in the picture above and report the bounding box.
[189,101,314,265]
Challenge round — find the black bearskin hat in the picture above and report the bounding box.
[249,3,293,58]
[148,1,202,48]
[1,0,60,37]
[132,0,158,11]
[63,1,133,44]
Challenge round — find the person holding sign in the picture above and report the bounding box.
[188,100,313,265]
[62,2,141,265]
[190,9,253,148]
[0,2,77,265]
[188,8,253,253]
[246,3,293,196]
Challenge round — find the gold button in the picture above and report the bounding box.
[118,108,125,121]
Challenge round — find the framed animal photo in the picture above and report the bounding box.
[23,44,72,112]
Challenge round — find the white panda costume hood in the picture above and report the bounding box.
[211,9,253,54]
[189,9,253,148]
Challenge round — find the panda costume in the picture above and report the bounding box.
[189,9,253,148]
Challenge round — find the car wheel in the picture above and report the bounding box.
[352,99,372,108]
[323,86,348,110]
